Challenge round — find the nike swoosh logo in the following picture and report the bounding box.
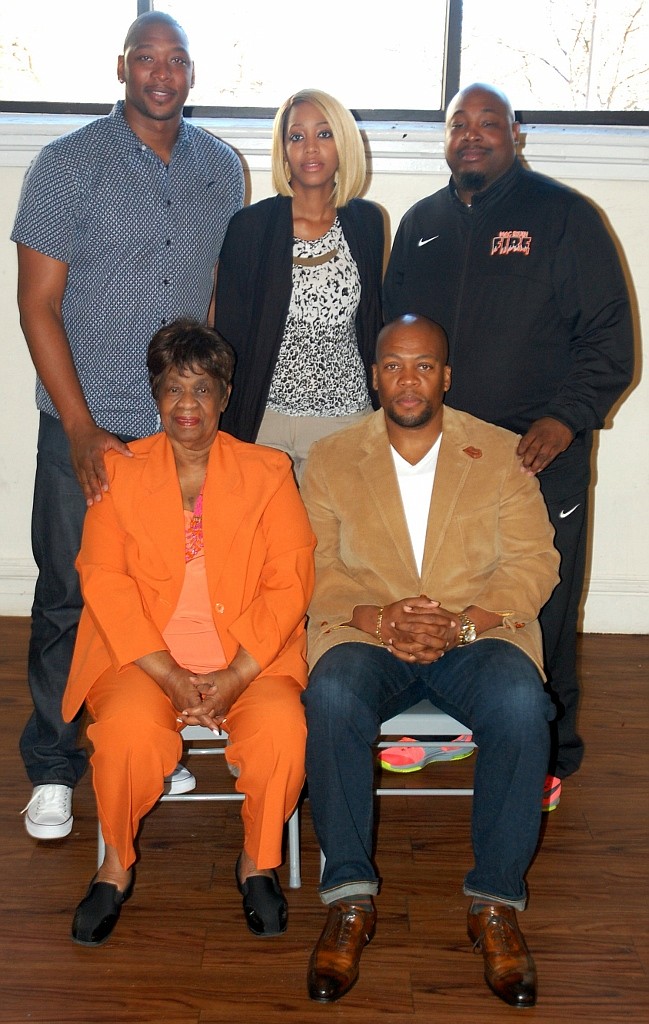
[418,235,439,246]
[559,504,580,519]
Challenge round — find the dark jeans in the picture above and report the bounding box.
[20,413,136,787]
[303,640,555,910]
[538,484,588,779]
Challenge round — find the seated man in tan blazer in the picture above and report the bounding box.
[301,314,560,1009]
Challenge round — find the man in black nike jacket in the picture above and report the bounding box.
[384,82,634,791]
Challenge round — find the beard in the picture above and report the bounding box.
[455,170,487,195]
[385,402,434,429]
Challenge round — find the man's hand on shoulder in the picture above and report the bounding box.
[67,422,133,506]
[517,417,574,476]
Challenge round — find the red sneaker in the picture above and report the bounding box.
[542,775,561,812]
[379,735,475,772]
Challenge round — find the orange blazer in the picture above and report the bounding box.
[63,431,316,721]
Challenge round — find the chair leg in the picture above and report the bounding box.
[287,806,301,889]
[96,776,303,888]
[97,822,105,869]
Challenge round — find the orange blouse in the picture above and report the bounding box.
[162,508,227,674]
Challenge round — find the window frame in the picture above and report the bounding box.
[1,0,647,125]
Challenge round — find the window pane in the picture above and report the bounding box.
[0,1,135,104]
[156,0,447,110]
[461,0,649,111]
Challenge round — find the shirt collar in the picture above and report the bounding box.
[109,100,189,160]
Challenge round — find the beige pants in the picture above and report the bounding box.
[256,407,372,483]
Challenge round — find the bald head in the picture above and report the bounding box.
[376,314,449,365]
[123,11,189,53]
[447,83,515,126]
[444,83,520,204]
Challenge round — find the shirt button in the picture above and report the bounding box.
[215,603,225,614]
[163,278,169,285]
[166,239,171,247]
[161,317,167,325]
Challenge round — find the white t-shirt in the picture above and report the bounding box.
[390,435,442,575]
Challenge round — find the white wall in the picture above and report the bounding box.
[1,115,647,630]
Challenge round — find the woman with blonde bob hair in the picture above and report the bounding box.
[215,88,384,480]
[271,89,367,207]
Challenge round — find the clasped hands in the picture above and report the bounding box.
[380,596,459,664]
[163,665,247,732]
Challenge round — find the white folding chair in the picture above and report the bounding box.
[377,698,475,796]
[97,724,302,888]
[319,699,475,876]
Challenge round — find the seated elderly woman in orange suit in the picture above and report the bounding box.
[62,319,315,946]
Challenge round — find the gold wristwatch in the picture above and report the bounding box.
[457,612,477,646]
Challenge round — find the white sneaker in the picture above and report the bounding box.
[22,784,73,839]
[164,764,196,795]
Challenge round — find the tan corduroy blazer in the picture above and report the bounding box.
[301,407,559,674]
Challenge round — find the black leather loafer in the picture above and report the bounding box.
[235,856,287,937]
[71,873,134,947]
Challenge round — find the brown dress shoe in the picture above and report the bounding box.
[307,900,377,1002]
[467,903,537,1008]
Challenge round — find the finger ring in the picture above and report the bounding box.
[176,717,183,723]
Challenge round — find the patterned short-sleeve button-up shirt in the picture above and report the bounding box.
[12,101,244,437]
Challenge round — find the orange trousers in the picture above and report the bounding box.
[85,664,306,870]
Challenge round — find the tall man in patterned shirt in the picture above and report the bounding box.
[12,11,244,838]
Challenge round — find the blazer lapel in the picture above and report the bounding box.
[133,433,249,603]
[137,434,186,583]
[357,414,419,581]
[202,434,248,596]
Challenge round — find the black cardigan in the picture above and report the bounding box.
[215,194,384,441]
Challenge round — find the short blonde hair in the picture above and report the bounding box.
[271,89,367,208]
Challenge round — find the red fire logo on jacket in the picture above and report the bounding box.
[491,231,532,256]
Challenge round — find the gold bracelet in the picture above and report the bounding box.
[375,606,385,646]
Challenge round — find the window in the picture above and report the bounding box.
[461,0,649,120]
[1,0,647,122]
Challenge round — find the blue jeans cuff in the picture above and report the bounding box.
[319,880,379,905]
[463,884,527,912]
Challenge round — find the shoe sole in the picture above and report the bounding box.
[164,776,197,795]
[380,745,476,773]
[25,816,73,839]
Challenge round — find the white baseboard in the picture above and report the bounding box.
[0,559,36,616]
[0,561,647,632]
[582,575,649,633]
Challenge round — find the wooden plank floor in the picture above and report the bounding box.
[0,618,647,1023]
